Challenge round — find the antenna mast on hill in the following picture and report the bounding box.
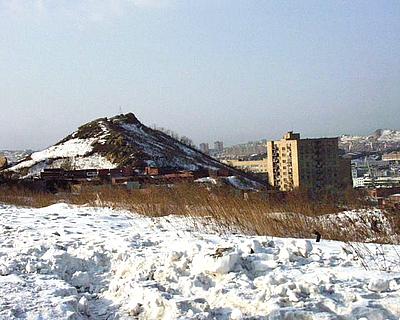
[119,106,123,114]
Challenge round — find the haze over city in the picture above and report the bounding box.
[0,0,399,150]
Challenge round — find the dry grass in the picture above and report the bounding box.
[0,185,55,208]
[0,183,397,244]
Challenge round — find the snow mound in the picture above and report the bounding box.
[0,204,399,319]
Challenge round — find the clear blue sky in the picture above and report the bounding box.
[0,0,399,149]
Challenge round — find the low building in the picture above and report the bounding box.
[355,176,400,188]
[382,152,400,162]
[353,176,366,188]
[221,159,268,174]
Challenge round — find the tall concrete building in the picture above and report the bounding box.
[199,143,210,155]
[266,132,350,192]
[214,141,224,153]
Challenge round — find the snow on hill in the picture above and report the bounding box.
[0,203,399,319]
[374,129,400,142]
[4,113,257,182]
[8,138,115,176]
[340,129,400,144]
[340,129,400,152]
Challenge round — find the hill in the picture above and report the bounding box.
[4,113,265,187]
[339,129,400,153]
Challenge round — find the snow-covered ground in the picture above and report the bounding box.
[0,204,399,320]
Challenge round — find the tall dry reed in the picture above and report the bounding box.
[0,183,395,244]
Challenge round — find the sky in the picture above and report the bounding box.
[0,0,399,150]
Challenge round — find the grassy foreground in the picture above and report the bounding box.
[0,183,398,244]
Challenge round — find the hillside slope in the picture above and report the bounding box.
[340,129,400,153]
[4,113,264,185]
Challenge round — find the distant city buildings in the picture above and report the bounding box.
[206,130,399,193]
[220,140,267,158]
[266,132,351,192]
[199,141,225,156]
[351,155,400,188]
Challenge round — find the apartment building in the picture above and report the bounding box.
[266,132,350,192]
[199,143,210,155]
[214,141,224,153]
